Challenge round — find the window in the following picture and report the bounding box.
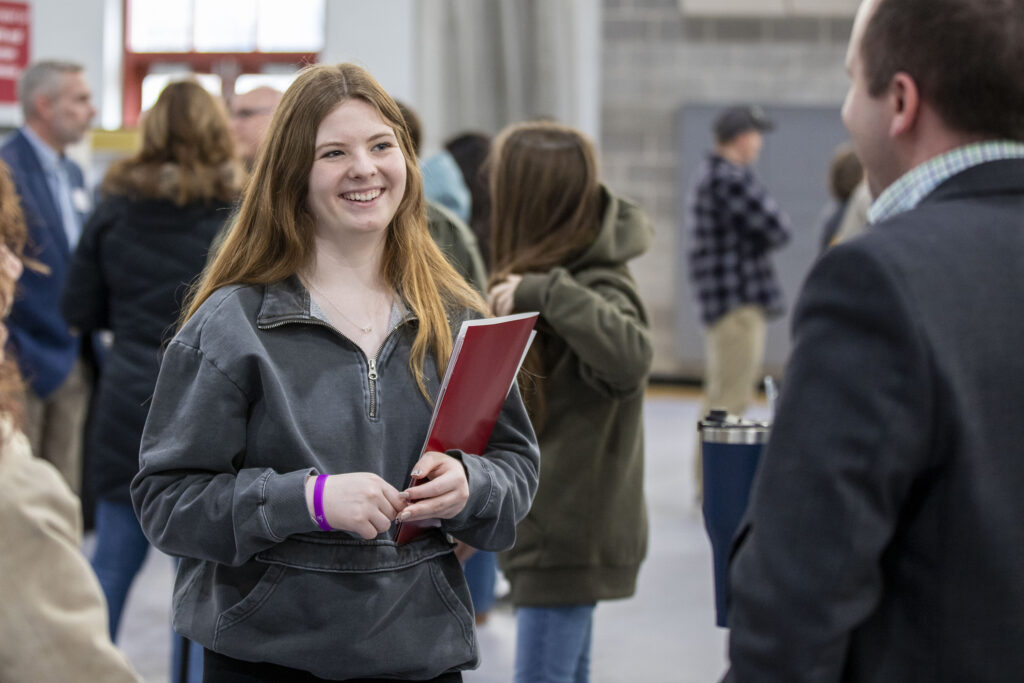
[123,0,323,124]
[129,0,323,53]
[140,71,222,111]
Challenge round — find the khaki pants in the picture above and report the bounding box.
[696,305,766,497]
[23,359,90,495]
[702,305,767,417]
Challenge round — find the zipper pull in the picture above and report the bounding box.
[368,358,378,381]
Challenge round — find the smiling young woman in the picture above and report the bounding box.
[131,63,541,682]
[307,99,406,240]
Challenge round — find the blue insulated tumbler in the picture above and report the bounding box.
[700,410,770,628]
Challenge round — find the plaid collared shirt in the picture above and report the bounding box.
[868,140,1024,224]
[687,154,791,325]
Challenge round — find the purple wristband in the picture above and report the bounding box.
[313,474,332,532]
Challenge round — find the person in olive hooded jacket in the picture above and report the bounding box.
[488,122,653,683]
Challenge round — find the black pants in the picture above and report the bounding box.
[202,649,464,683]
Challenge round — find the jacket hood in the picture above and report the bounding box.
[567,185,653,271]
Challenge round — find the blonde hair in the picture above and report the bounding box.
[102,80,244,205]
[183,63,484,398]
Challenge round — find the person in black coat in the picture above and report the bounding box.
[724,0,1024,680]
[62,80,244,644]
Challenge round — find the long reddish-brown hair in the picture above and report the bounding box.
[0,161,32,431]
[183,63,485,398]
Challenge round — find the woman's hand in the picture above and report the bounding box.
[398,451,470,523]
[306,473,408,540]
[487,274,522,317]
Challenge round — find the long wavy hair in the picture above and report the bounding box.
[102,80,245,205]
[488,122,603,424]
[0,162,32,431]
[183,63,484,398]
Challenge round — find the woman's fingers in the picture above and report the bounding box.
[491,285,512,316]
[370,509,393,534]
[406,454,467,498]
[318,473,410,536]
[400,493,460,522]
[314,459,469,534]
[487,277,519,317]
[400,456,469,521]
[379,485,408,518]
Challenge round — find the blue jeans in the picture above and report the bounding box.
[90,499,202,682]
[515,604,596,683]
[463,551,498,614]
[90,498,150,639]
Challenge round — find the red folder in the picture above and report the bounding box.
[394,311,539,544]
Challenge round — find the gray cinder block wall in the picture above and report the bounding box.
[599,0,853,379]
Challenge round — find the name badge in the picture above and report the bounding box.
[71,187,91,214]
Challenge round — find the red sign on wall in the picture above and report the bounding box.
[0,2,29,104]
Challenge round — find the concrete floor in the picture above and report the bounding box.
[111,390,754,682]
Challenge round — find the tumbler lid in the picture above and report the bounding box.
[698,410,770,444]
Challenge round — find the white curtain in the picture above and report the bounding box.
[414,0,592,151]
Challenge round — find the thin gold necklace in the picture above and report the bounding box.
[306,280,388,334]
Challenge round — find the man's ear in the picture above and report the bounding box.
[32,93,53,122]
[888,72,920,138]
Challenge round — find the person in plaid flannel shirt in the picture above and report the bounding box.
[687,105,790,494]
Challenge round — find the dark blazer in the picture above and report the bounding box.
[62,194,232,503]
[725,158,1024,682]
[1,129,88,397]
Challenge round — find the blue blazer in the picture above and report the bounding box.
[1,129,88,398]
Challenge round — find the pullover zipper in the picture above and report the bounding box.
[367,358,379,418]
[261,315,407,420]
[366,321,405,419]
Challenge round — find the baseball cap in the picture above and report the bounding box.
[713,105,774,144]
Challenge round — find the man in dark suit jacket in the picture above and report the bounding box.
[724,0,1024,681]
[1,60,95,494]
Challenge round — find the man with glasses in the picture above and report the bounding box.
[229,85,282,170]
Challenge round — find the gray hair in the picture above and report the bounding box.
[19,60,84,120]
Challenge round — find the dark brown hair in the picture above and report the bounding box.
[445,132,492,269]
[102,80,245,205]
[395,100,422,157]
[489,122,603,424]
[862,0,1024,140]
[489,122,601,280]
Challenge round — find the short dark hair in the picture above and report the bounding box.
[712,105,773,145]
[862,0,1024,141]
[395,100,422,156]
[445,132,492,268]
